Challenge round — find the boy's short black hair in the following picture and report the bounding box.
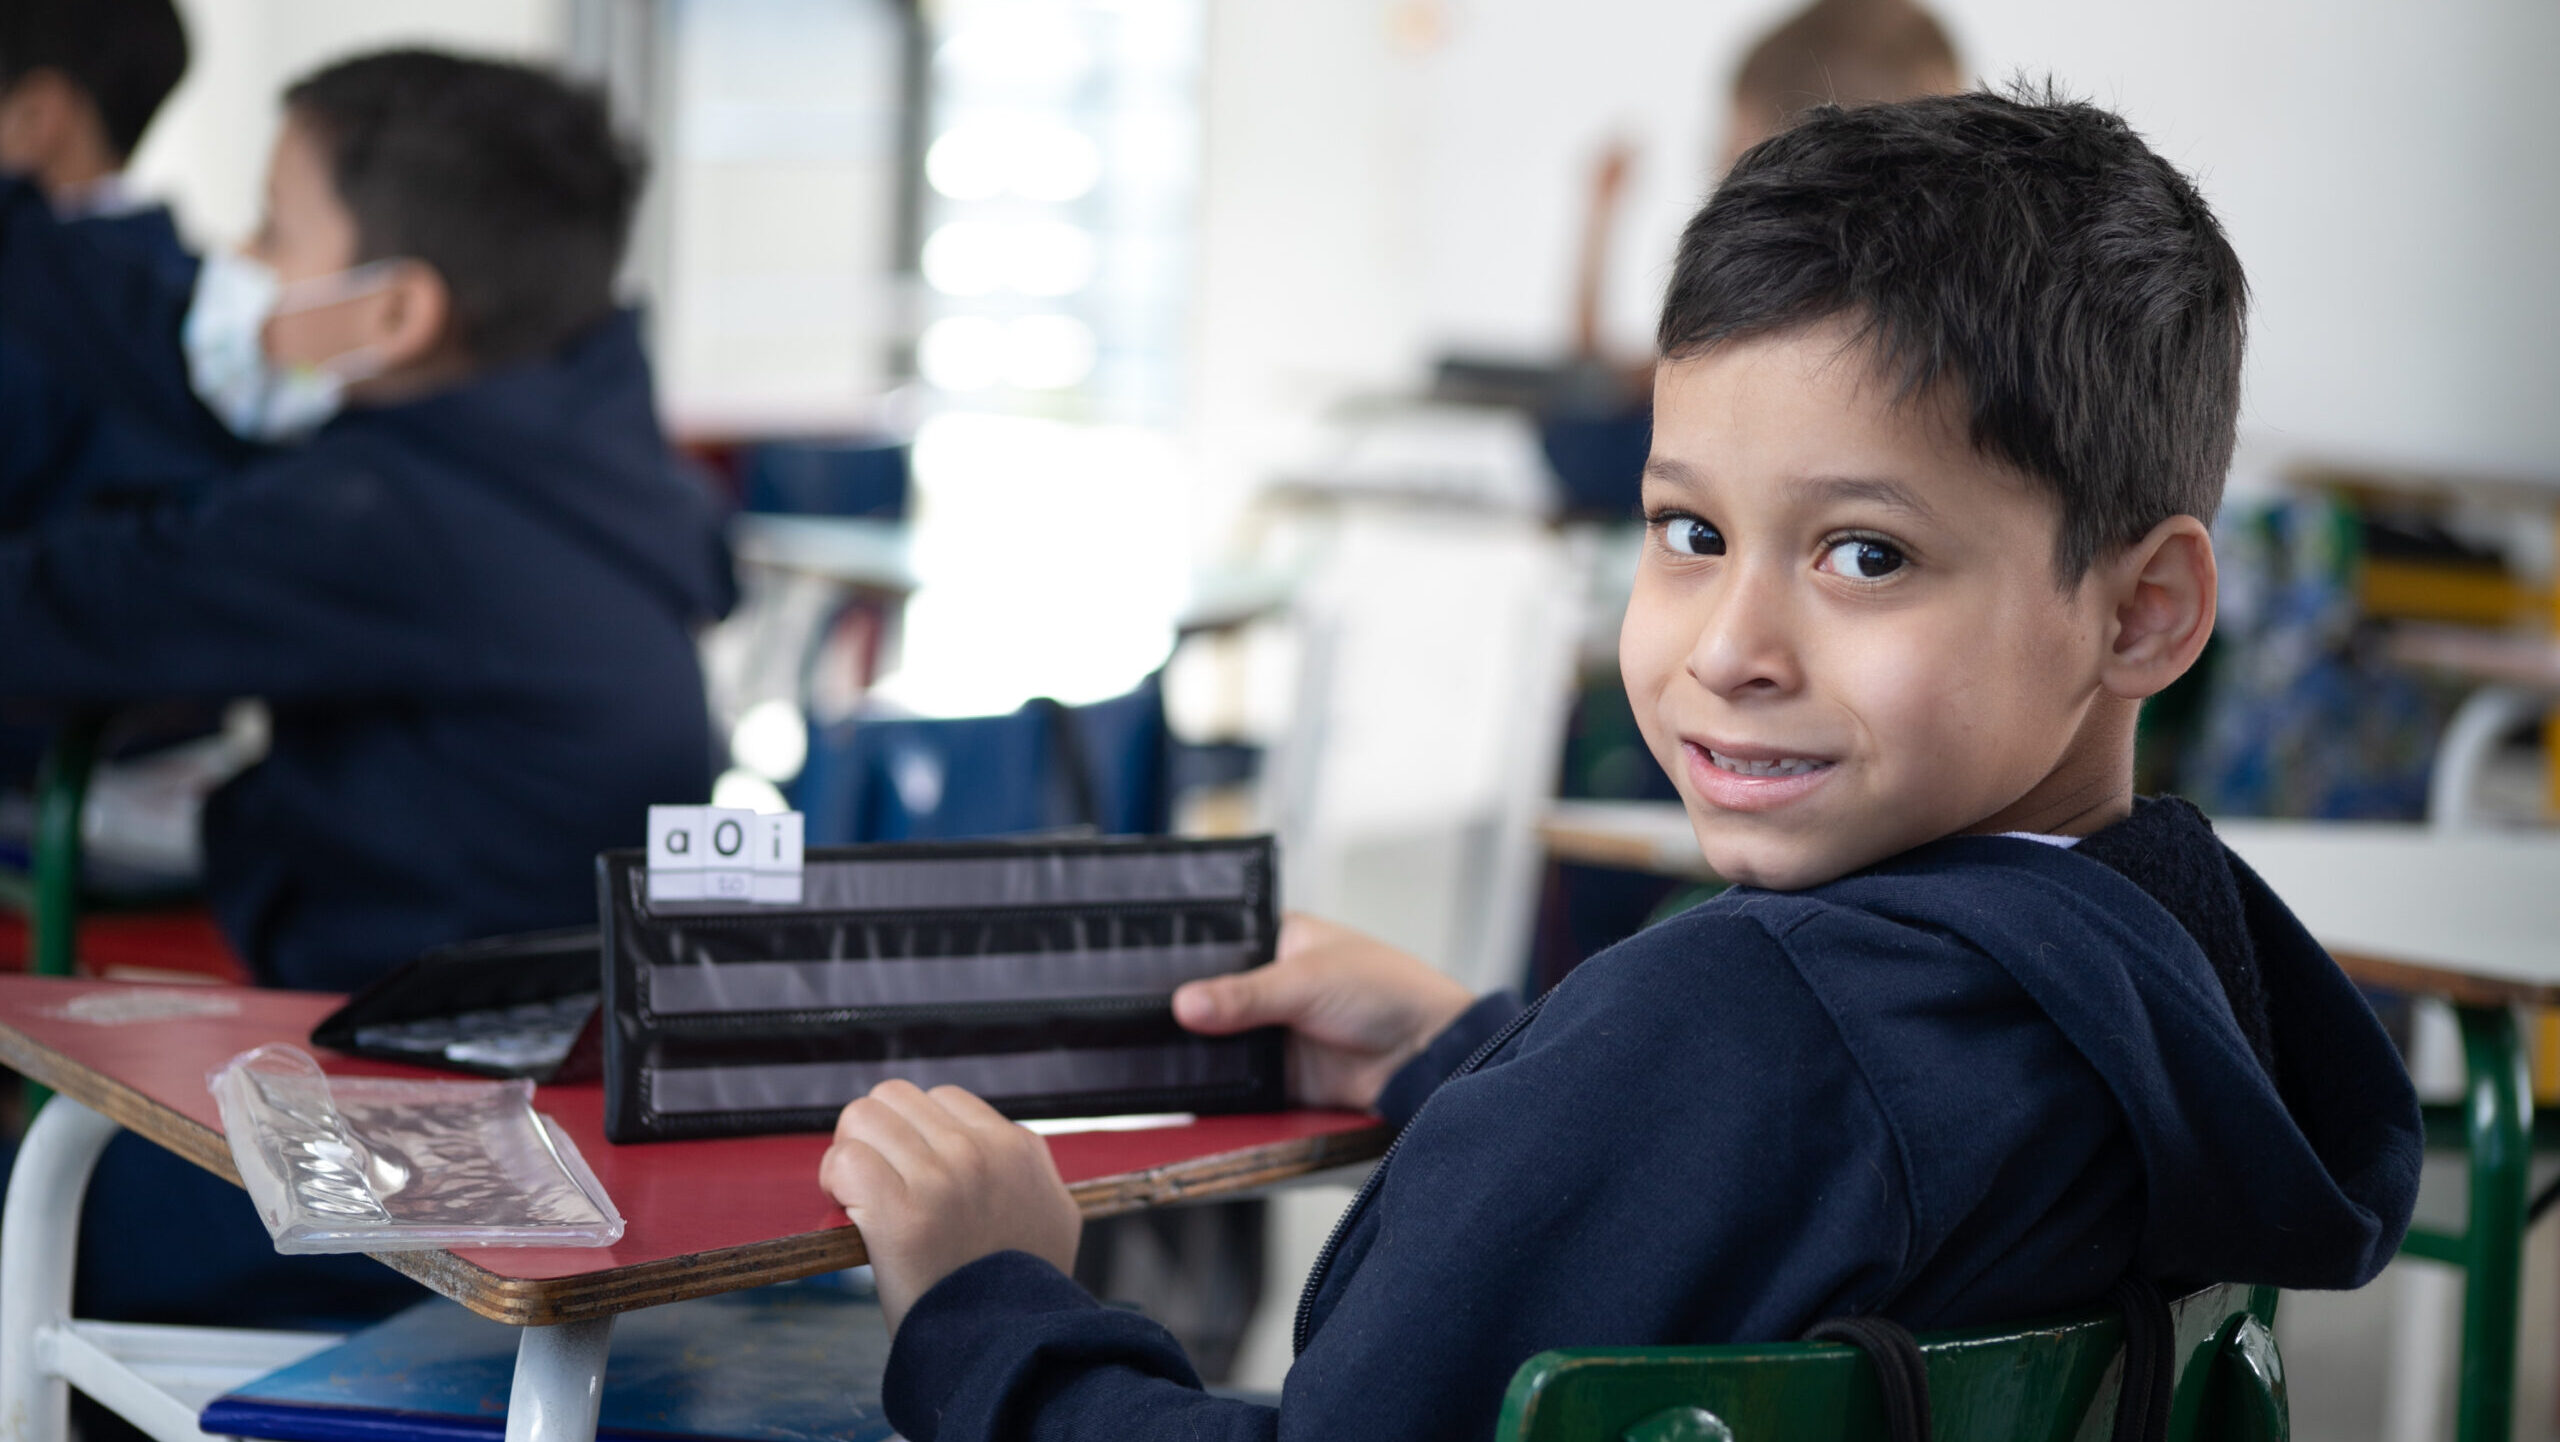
[1658,85,2246,583]
[284,49,644,367]
[0,0,189,159]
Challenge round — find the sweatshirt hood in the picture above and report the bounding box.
[352,309,736,623]
[1881,811,2422,1291]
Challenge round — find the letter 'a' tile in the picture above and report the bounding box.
[647,806,705,901]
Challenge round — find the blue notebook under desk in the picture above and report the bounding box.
[201,1282,895,1442]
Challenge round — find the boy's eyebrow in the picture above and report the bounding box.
[1641,456,1701,491]
[1796,475,1937,520]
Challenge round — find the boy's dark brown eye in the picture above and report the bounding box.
[1822,538,1905,579]
[1662,517,1724,556]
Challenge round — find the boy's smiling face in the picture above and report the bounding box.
[1622,321,2154,891]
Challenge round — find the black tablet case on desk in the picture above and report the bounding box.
[309,928,606,1083]
[597,835,1286,1143]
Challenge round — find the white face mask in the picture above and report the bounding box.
[182,251,401,441]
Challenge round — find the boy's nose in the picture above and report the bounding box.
[1684,563,1802,699]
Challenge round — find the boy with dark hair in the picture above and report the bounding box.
[811,88,2422,1442]
[0,0,187,243]
[0,0,219,526]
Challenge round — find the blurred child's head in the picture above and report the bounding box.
[197,48,643,432]
[1723,0,1959,168]
[1621,87,2242,890]
[0,0,188,201]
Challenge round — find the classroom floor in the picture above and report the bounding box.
[2283,1151,2560,1442]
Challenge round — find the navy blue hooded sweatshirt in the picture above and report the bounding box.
[0,180,248,527]
[878,800,2422,1442]
[0,193,735,986]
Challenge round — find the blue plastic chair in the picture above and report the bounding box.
[795,673,1169,844]
[739,438,910,520]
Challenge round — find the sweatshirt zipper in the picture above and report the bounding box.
[1291,992,1554,1355]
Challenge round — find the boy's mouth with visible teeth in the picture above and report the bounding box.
[1706,749,1833,778]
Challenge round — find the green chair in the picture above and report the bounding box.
[1497,1282,2284,1442]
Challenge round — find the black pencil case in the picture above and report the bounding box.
[596,834,1286,1143]
[309,927,607,1083]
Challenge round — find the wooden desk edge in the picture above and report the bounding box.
[1537,822,1716,882]
[0,1020,1391,1327]
[2327,950,2560,1010]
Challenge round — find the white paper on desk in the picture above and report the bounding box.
[208,1043,625,1252]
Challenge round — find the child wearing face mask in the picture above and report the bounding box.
[0,47,735,1330]
[3,46,734,991]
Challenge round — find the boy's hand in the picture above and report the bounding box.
[1173,912,1477,1113]
[819,1080,1080,1333]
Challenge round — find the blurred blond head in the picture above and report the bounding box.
[1724,0,1963,167]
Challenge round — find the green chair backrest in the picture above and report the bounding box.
[1496,1282,2284,1442]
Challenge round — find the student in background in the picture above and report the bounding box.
[0,0,234,527]
[0,0,189,278]
[1572,0,1963,373]
[0,49,734,1327]
[2,48,733,993]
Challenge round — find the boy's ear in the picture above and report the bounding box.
[370,262,456,372]
[2096,515,2216,702]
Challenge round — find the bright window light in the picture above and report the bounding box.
[1009,221,1097,296]
[921,221,1009,295]
[872,413,1187,717]
[925,125,1009,200]
[936,11,1092,85]
[918,315,1008,390]
[1009,126,1101,202]
[729,697,810,782]
[1004,314,1098,389]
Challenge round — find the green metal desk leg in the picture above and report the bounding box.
[30,719,98,981]
[25,719,99,1115]
[2454,1003,2529,1442]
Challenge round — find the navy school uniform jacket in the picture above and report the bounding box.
[0,179,250,527]
[881,799,2423,1442]
[0,297,737,990]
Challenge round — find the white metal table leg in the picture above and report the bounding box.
[504,1316,615,1442]
[1,1097,121,1442]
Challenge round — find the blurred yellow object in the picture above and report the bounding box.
[2357,558,2543,627]
[2549,512,2560,818]
[2538,1009,2560,1104]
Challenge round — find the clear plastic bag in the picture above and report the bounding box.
[209,1043,625,1252]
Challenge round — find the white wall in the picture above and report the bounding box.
[1188,0,2560,526]
[125,0,569,250]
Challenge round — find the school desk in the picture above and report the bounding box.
[1537,799,1715,882]
[2213,820,2560,1442]
[0,974,1388,1442]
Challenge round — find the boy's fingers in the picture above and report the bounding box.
[837,1088,943,1175]
[818,1139,908,1213]
[1176,967,1298,1034]
[925,1084,1016,1134]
